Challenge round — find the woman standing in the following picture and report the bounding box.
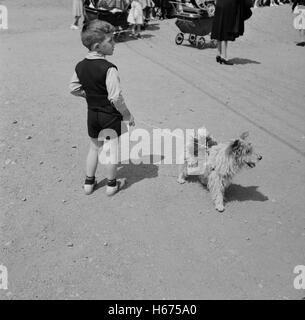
[211,0,252,65]
[71,0,84,30]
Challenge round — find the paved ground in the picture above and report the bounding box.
[0,0,305,300]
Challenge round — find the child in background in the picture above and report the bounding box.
[127,0,144,38]
[70,20,135,195]
[71,0,83,30]
[292,0,305,46]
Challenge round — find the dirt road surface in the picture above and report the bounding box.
[1,1,305,300]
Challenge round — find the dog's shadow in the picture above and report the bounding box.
[95,154,163,190]
[224,184,268,203]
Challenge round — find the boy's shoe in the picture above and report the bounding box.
[70,24,79,30]
[106,178,126,196]
[84,176,97,195]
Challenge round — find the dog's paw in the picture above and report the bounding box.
[177,177,186,184]
[215,204,225,212]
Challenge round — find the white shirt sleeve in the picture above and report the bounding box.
[69,71,86,98]
[106,67,131,118]
[106,67,122,102]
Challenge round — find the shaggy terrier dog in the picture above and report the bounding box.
[177,129,262,212]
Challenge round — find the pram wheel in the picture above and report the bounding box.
[189,34,197,46]
[175,33,184,45]
[197,37,206,49]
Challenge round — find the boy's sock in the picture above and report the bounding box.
[85,176,95,184]
[106,178,126,196]
[107,178,117,187]
[84,176,96,195]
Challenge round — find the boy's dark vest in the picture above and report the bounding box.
[75,59,121,116]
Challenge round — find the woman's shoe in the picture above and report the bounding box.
[216,55,221,63]
[220,57,233,65]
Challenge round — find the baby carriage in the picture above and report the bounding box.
[83,0,130,41]
[171,0,216,49]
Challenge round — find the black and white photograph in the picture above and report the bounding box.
[0,0,305,301]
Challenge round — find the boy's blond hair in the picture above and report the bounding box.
[81,19,115,50]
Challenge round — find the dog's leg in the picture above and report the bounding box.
[208,171,225,212]
[177,162,187,184]
[198,165,210,186]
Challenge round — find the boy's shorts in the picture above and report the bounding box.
[87,110,123,139]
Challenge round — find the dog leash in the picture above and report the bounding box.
[133,118,209,149]
[127,118,211,162]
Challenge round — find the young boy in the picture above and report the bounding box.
[69,19,135,196]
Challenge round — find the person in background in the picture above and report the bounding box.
[71,0,84,30]
[127,0,144,38]
[149,0,157,19]
[211,0,252,65]
[160,0,171,19]
[254,0,263,7]
[140,0,150,27]
[292,0,305,46]
[255,0,285,7]
[270,0,279,6]
[267,0,285,6]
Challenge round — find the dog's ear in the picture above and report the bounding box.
[231,139,241,152]
[206,135,218,147]
[240,131,249,140]
[198,127,208,138]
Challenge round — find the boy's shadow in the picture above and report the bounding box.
[224,184,268,203]
[95,154,163,190]
[229,57,261,65]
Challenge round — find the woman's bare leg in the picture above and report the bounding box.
[217,40,222,56]
[221,41,228,60]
